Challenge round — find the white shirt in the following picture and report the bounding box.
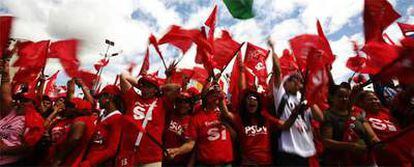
[273,77,316,158]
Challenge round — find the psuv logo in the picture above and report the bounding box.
[168,120,184,135]
[244,125,267,136]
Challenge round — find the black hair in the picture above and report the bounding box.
[42,95,52,102]
[239,90,265,127]
[328,82,351,105]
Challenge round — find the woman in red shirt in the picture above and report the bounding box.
[163,91,195,166]
[166,84,234,166]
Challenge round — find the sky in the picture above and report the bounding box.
[1,0,413,86]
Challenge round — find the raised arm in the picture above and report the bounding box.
[268,40,282,88]
[74,78,94,104]
[0,59,13,110]
[66,79,76,100]
[238,55,247,91]
[120,72,135,94]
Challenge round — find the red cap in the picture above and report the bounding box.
[97,85,120,97]
[70,98,92,112]
[139,74,163,88]
[22,92,36,101]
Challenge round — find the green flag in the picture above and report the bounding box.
[223,0,254,20]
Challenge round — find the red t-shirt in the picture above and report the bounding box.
[186,108,233,165]
[116,88,167,166]
[233,115,272,165]
[365,108,400,140]
[82,111,122,166]
[163,114,191,165]
[63,115,97,167]
[44,117,73,165]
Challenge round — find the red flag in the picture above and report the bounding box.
[191,67,209,84]
[279,49,299,77]
[352,74,367,84]
[211,30,241,70]
[94,58,109,71]
[229,52,242,108]
[12,67,41,84]
[0,16,13,59]
[290,35,324,71]
[373,125,414,167]
[305,63,330,111]
[23,104,45,147]
[76,70,99,89]
[244,42,269,86]
[376,38,414,84]
[158,25,199,54]
[361,42,399,74]
[14,40,50,68]
[149,34,166,65]
[195,27,214,74]
[205,5,218,43]
[44,71,60,98]
[139,47,150,76]
[49,39,79,77]
[363,0,400,43]
[397,22,414,37]
[316,20,335,64]
[170,69,194,87]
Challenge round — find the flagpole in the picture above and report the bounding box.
[220,42,246,74]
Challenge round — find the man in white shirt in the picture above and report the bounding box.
[269,41,323,166]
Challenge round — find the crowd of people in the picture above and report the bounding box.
[0,38,413,166]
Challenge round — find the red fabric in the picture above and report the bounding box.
[279,49,299,77]
[244,43,269,87]
[233,116,272,165]
[352,74,367,84]
[361,42,399,74]
[23,103,45,147]
[82,112,122,166]
[290,35,323,71]
[186,109,233,165]
[363,0,400,43]
[373,125,414,167]
[376,38,414,84]
[44,70,60,98]
[44,118,73,165]
[195,27,214,74]
[0,16,13,59]
[191,67,209,84]
[14,40,50,68]
[149,34,166,65]
[229,53,241,108]
[211,30,241,70]
[63,116,97,167]
[398,22,414,37]
[366,108,400,140]
[49,39,79,77]
[170,69,193,87]
[316,20,335,64]
[346,55,369,72]
[163,115,192,165]
[98,85,121,97]
[116,88,167,165]
[305,67,330,110]
[76,70,99,89]
[205,5,217,43]
[139,47,150,76]
[70,98,93,112]
[94,58,109,72]
[290,35,331,110]
[158,25,201,54]
[12,67,41,85]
